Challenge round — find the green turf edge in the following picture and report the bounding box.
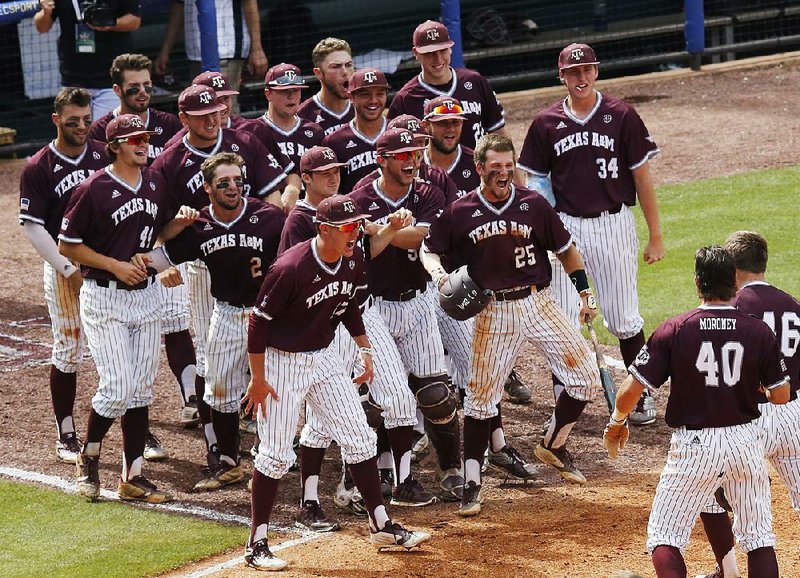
[0,479,247,578]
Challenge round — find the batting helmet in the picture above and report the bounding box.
[438,266,493,321]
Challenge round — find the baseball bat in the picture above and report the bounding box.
[586,320,617,414]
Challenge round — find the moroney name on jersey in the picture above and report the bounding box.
[554,131,615,156]
[468,220,532,243]
[200,233,264,257]
[111,197,159,225]
[306,280,355,308]
[699,317,737,330]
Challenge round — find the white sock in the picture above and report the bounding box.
[721,548,739,577]
[204,423,218,449]
[465,459,481,484]
[253,523,269,543]
[372,505,389,531]
[413,409,425,434]
[490,427,506,453]
[377,451,393,470]
[84,442,101,457]
[59,416,75,436]
[303,475,319,502]
[398,451,412,483]
[180,365,196,403]
[122,455,143,482]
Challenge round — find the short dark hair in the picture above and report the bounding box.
[724,230,768,274]
[54,87,91,115]
[105,141,119,162]
[201,152,244,183]
[110,53,152,86]
[473,134,515,165]
[695,245,736,301]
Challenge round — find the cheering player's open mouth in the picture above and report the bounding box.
[401,163,416,178]
[575,83,589,92]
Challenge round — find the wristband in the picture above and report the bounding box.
[568,269,590,293]
[359,347,374,356]
[611,409,628,424]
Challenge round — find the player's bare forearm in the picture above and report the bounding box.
[613,374,646,418]
[159,205,199,242]
[388,225,427,250]
[155,1,184,74]
[90,13,141,33]
[419,244,447,287]
[59,241,147,284]
[633,162,665,264]
[243,0,268,75]
[369,208,412,257]
[555,243,585,276]
[281,177,301,211]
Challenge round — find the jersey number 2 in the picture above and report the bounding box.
[695,341,744,387]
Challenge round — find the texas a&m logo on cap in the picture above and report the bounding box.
[570,47,585,61]
[199,91,212,104]
[322,149,335,160]
[364,71,377,83]
[342,199,356,214]
[399,131,412,144]
[212,76,224,89]
[426,28,440,41]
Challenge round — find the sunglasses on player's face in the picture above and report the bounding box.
[428,103,464,116]
[324,220,363,233]
[214,178,245,190]
[124,84,154,96]
[267,74,305,87]
[119,135,150,146]
[384,150,421,162]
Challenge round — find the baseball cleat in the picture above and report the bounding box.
[534,442,587,484]
[333,478,368,517]
[178,395,200,429]
[76,453,100,501]
[193,463,245,492]
[118,475,172,503]
[487,445,538,481]
[245,538,288,570]
[629,392,656,426]
[239,417,258,435]
[503,370,532,404]
[410,432,430,462]
[390,476,437,507]
[57,432,82,464]
[143,431,168,461]
[370,521,431,550]
[295,500,341,532]
[693,568,727,578]
[379,468,394,499]
[457,481,482,517]
[436,466,464,502]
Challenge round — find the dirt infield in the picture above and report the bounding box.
[1,53,799,577]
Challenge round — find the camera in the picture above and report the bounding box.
[80,0,116,27]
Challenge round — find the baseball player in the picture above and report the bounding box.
[59,114,185,503]
[322,68,389,194]
[20,87,108,464]
[516,43,665,427]
[388,20,506,150]
[421,134,601,516]
[349,127,464,503]
[603,245,791,578]
[134,152,285,491]
[297,38,355,136]
[243,195,430,569]
[246,63,324,174]
[150,85,290,463]
[421,98,537,479]
[695,231,800,578]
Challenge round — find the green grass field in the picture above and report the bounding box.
[0,480,247,578]
[601,165,799,342]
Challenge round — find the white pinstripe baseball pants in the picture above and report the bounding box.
[757,399,800,515]
[254,347,377,479]
[647,422,776,554]
[159,262,190,335]
[204,302,251,413]
[43,262,85,373]
[433,282,474,390]
[187,260,214,377]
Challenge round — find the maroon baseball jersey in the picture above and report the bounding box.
[19,140,108,240]
[249,239,367,353]
[734,281,800,401]
[322,119,387,194]
[424,145,480,201]
[244,115,323,176]
[151,129,289,211]
[354,163,457,206]
[163,197,285,307]
[278,199,316,254]
[59,166,172,281]
[349,179,444,297]
[388,68,505,150]
[517,93,659,217]
[630,305,789,428]
[90,109,182,163]
[425,185,571,291]
[297,94,355,137]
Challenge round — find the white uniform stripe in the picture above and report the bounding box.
[204,302,251,413]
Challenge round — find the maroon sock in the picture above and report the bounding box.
[164,330,196,404]
[700,512,735,567]
[210,408,239,464]
[386,425,413,481]
[299,445,326,499]
[544,390,588,448]
[619,330,646,369]
[347,456,384,529]
[376,422,390,456]
[463,416,491,465]
[747,547,779,578]
[250,469,280,543]
[120,406,148,474]
[50,365,77,436]
[86,409,115,445]
[651,545,687,578]
[194,375,211,425]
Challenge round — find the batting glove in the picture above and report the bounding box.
[603,420,629,459]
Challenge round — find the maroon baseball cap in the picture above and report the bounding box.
[105,113,157,142]
[376,127,426,156]
[413,20,455,54]
[265,63,307,89]
[192,71,239,96]
[300,146,346,173]
[178,85,227,116]
[387,114,428,139]
[558,43,599,70]
[348,68,389,94]
[316,194,370,225]
[423,96,467,121]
